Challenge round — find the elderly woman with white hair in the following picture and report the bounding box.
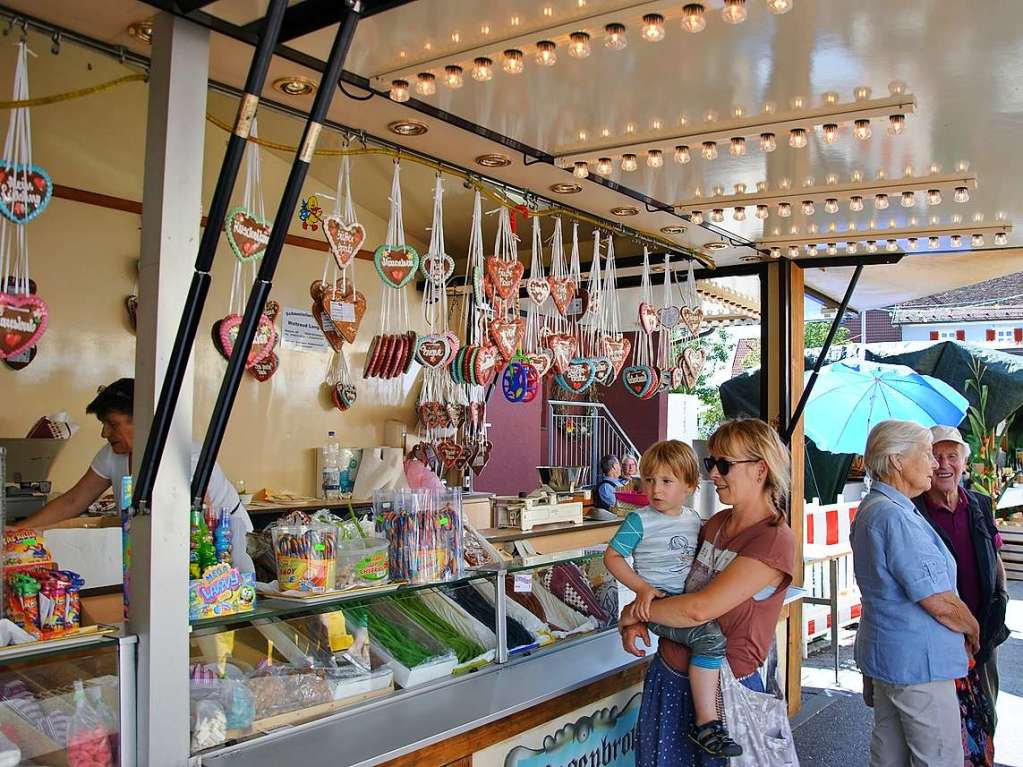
[851,419,979,767]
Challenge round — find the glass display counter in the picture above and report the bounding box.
[187,548,628,764]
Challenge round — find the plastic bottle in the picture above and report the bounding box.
[190,503,219,577]
[322,430,342,501]
[214,509,232,564]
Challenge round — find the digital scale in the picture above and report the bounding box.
[493,493,584,532]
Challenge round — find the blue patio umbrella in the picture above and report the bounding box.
[802,358,969,455]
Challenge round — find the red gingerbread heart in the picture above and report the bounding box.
[418,401,448,430]
[0,292,48,359]
[435,438,465,471]
[473,344,500,385]
[638,302,659,335]
[547,277,577,317]
[526,277,550,305]
[489,317,524,361]
[601,335,632,375]
[546,333,579,374]
[322,216,365,270]
[681,306,705,336]
[416,334,453,369]
[484,256,524,301]
[248,352,279,382]
[524,349,554,377]
[218,312,277,368]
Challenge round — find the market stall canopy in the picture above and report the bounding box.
[6,0,1023,305]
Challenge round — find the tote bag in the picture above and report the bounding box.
[720,660,799,767]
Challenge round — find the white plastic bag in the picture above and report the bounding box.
[719,662,799,767]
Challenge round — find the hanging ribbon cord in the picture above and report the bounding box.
[380,159,411,335]
[657,251,674,369]
[462,190,486,346]
[423,173,448,331]
[635,247,654,368]
[524,214,546,354]
[583,230,602,356]
[0,42,35,294]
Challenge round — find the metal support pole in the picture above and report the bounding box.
[132,0,288,510]
[129,13,208,766]
[495,571,509,663]
[192,3,362,501]
[783,264,863,445]
[830,557,840,684]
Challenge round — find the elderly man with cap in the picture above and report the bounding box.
[912,424,1009,730]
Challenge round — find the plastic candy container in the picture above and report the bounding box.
[272,523,337,592]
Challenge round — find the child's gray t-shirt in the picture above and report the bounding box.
[607,505,704,594]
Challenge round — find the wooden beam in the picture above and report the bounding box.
[786,263,806,717]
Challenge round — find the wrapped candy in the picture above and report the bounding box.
[67,681,115,767]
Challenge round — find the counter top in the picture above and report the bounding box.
[481,517,622,543]
[246,492,494,515]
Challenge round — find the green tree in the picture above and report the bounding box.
[804,320,851,349]
[672,329,732,437]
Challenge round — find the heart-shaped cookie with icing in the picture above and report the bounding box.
[622,365,659,399]
[484,256,524,301]
[249,352,279,382]
[311,302,345,351]
[682,346,706,387]
[489,317,524,361]
[374,244,420,289]
[435,437,465,471]
[416,334,454,369]
[418,401,448,430]
[473,344,500,385]
[322,216,365,270]
[555,358,597,393]
[546,333,578,374]
[547,277,576,317]
[525,277,550,305]
[600,335,632,375]
[681,306,704,336]
[0,164,52,224]
[218,312,277,368]
[524,349,554,377]
[421,252,455,285]
[322,284,366,344]
[225,207,271,264]
[657,305,681,330]
[470,439,493,475]
[0,292,48,359]
[593,356,615,385]
[639,302,659,335]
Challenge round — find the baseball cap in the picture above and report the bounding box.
[930,425,970,456]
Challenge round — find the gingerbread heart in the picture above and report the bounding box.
[547,277,576,317]
[474,344,500,385]
[594,356,615,386]
[681,306,704,336]
[322,285,366,344]
[638,302,659,335]
[331,382,358,412]
[225,207,271,264]
[310,280,328,302]
[0,292,48,359]
[468,401,485,429]
[546,333,579,374]
[421,252,455,285]
[671,365,686,390]
[601,335,632,375]
[249,352,279,382]
[682,346,706,387]
[125,295,138,332]
[263,299,281,324]
[416,334,454,369]
[555,358,597,394]
[2,343,36,371]
[489,317,524,361]
[657,305,681,330]
[435,438,465,471]
[410,441,438,466]
[470,439,493,475]
[446,402,465,430]
[575,287,593,318]
[322,216,366,270]
[525,277,550,306]
[524,349,554,377]
[218,312,277,368]
[622,365,659,399]
[0,164,52,224]
[418,401,448,430]
[374,244,420,289]
[484,256,524,301]
[312,302,345,351]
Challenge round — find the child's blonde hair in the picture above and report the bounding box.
[638,440,701,489]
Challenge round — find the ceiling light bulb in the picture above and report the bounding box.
[722,0,748,24]
[900,191,915,207]
[596,157,613,176]
[767,0,793,13]
[847,242,858,254]
[952,213,963,224]
[874,193,889,210]
[770,247,782,258]
[647,149,664,168]
[788,128,808,149]
[994,231,1008,246]
[691,210,704,225]
[971,233,984,247]
[389,79,410,102]
[926,189,942,206]
[777,202,792,218]
[854,86,871,101]
[472,57,494,81]
[888,80,906,96]
[801,200,815,215]
[604,23,627,50]
[888,114,906,135]
[849,196,864,212]
[681,3,707,32]
[826,243,838,255]
[787,245,800,258]
[674,145,692,164]
[755,205,769,220]
[621,153,638,172]
[821,123,839,144]
[712,184,725,195]
[535,40,557,66]
[853,119,872,140]
[954,186,970,203]
[502,49,524,74]
[729,137,747,156]
[701,141,718,160]
[641,13,666,41]
[824,198,839,214]
[929,236,940,248]
[733,206,746,221]
[444,65,464,88]
[759,132,777,152]
[867,240,878,253]
[416,72,437,95]
[568,31,591,58]
[885,239,898,252]
[735,183,747,194]
[573,161,589,179]
[950,234,962,247]
[710,208,725,223]
[907,237,918,250]
[805,243,816,253]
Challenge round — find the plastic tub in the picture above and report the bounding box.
[271,523,337,593]
[335,537,390,590]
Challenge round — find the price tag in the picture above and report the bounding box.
[330,301,356,322]
[320,315,335,333]
[513,573,532,593]
[566,297,584,316]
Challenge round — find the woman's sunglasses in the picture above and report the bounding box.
[703,456,759,476]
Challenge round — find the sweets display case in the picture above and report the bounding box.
[186,548,628,765]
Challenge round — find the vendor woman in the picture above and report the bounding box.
[18,377,255,571]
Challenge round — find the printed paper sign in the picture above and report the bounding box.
[513,573,532,593]
[282,307,330,352]
[330,301,357,322]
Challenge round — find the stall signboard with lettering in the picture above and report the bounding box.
[281,307,331,352]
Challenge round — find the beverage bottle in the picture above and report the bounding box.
[188,505,203,580]
[322,430,342,500]
[191,503,219,576]
[214,508,233,564]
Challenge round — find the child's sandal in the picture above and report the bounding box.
[688,720,743,758]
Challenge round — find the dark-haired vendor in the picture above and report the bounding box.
[18,377,254,571]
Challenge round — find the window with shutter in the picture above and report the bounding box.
[986,328,996,341]
[929,331,939,340]
[1015,328,1023,343]
[956,329,966,341]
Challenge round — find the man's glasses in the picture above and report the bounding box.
[703,456,759,476]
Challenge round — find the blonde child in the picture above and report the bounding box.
[603,440,741,759]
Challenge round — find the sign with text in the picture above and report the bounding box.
[282,307,330,352]
[473,685,643,767]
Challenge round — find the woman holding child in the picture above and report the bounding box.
[612,419,796,765]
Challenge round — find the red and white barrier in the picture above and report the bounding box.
[802,496,862,653]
